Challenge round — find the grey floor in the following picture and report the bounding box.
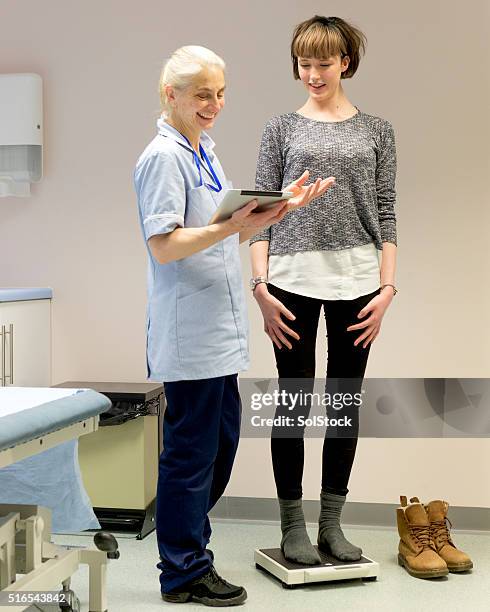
[46,521,489,612]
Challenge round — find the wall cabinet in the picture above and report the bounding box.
[0,299,51,387]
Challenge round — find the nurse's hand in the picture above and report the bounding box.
[228,199,289,232]
[285,170,336,211]
[253,283,299,350]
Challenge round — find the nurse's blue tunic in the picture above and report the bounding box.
[134,119,249,382]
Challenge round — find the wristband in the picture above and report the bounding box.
[380,284,398,296]
[250,276,268,292]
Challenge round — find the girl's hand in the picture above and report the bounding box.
[346,288,394,348]
[253,284,299,349]
[284,170,336,211]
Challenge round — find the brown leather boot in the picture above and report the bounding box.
[425,500,473,572]
[397,496,448,578]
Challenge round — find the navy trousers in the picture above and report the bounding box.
[156,374,241,593]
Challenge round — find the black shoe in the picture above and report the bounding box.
[162,566,247,606]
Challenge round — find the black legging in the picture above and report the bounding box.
[268,283,380,500]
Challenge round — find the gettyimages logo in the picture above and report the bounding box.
[238,378,490,438]
[250,389,363,411]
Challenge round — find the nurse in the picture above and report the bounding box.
[134,46,335,606]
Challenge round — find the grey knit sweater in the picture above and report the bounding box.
[250,110,397,253]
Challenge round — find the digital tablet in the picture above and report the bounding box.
[208,189,293,224]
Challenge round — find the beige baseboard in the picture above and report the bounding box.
[209,496,490,532]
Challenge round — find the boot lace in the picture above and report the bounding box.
[208,566,231,588]
[410,525,433,549]
[431,517,453,547]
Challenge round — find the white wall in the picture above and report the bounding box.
[1,0,489,507]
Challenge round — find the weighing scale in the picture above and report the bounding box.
[255,546,379,588]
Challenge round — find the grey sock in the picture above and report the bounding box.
[278,498,321,565]
[318,491,362,561]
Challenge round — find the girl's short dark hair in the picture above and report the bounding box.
[291,16,367,79]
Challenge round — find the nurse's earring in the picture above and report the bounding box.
[165,85,178,110]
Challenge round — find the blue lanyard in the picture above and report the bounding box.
[181,134,222,193]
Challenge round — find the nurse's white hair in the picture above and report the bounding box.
[159,46,226,116]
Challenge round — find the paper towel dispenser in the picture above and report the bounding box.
[0,73,43,197]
